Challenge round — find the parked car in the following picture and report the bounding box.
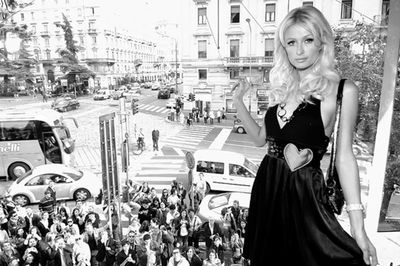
[232,116,247,134]
[112,87,127,100]
[122,90,141,102]
[7,164,101,206]
[197,192,251,225]
[158,88,171,99]
[51,96,80,112]
[151,82,161,90]
[93,89,111,100]
[166,99,176,109]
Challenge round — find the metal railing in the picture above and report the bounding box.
[225,56,273,64]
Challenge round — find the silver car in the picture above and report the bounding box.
[197,192,251,225]
[7,164,101,206]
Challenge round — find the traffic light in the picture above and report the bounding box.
[132,101,139,115]
[189,93,195,101]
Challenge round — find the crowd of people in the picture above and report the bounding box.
[0,179,249,266]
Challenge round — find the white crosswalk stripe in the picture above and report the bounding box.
[138,103,169,114]
[134,158,185,193]
[161,127,212,151]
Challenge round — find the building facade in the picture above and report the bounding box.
[180,0,389,114]
[14,0,169,90]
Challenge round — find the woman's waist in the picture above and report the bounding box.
[265,137,326,167]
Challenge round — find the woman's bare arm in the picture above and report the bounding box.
[232,79,267,147]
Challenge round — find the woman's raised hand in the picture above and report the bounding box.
[232,77,251,104]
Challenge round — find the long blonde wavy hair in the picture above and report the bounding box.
[268,6,340,106]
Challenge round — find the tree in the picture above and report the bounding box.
[55,13,94,93]
[335,22,400,227]
[0,0,35,93]
[334,22,387,142]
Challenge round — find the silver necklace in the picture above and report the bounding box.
[277,102,307,123]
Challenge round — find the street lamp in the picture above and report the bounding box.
[246,18,252,113]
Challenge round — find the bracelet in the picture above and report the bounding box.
[346,203,364,212]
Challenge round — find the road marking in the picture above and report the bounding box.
[148,106,159,111]
[173,148,185,156]
[161,109,169,114]
[141,159,184,164]
[208,128,231,150]
[136,169,184,175]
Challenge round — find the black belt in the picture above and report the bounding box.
[265,138,326,170]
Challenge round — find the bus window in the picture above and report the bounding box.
[0,121,38,141]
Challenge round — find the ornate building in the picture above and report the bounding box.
[14,0,168,89]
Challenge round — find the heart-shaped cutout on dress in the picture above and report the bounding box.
[283,143,314,172]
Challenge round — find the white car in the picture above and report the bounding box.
[7,164,102,206]
[166,99,176,109]
[93,89,111,100]
[197,192,251,225]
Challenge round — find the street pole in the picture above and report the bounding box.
[175,38,178,95]
[246,18,252,113]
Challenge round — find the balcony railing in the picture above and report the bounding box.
[88,29,97,34]
[225,56,273,65]
[40,31,50,36]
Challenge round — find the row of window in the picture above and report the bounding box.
[197,0,362,26]
[20,7,95,21]
[197,38,274,59]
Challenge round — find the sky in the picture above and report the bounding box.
[102,0,181,41]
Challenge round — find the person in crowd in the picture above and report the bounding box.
[58,206,69,225]
[233,5,377,266]
[184,246,203,266]
[230,200,241,226]
[201,217,222,254]
[115,239,137,266]
[72,235,90,266]
[0,223,9,244]
[165,205,180,229]
[159,225,174,266]
[139,182,151,195]
[216,109,221,123]
[96,230,117,266]
[167,188,180,208]
[149,218,162,246]
[194,173,206,203]
[13,227,27,255]
[0,240,21,264]
[167,245,189,266]
[149,188,160,204]
[221,207,237,244]
[152,129,160,152]
[138,198,155,225]
[84,205,101,229]
[187,209,201,249]
[201,249,221,266]
[65,217,80,236]
[230,230,244,265]
[177,183,187,210]
[156,202,169,227]
[7,210,27,238]
[36,212,51,238]
[52,235,73,266]
[238,207,248,225]
[45,181,57,212]
[136,233,160,266]
[210,235,225,265]
[160,189,170,207]
[39,191,55,216]
[82,222,99,265]
[70,208,85,234]
[175,209,189,248]
[49,214,66,235]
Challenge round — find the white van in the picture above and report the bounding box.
[193,149,259,193]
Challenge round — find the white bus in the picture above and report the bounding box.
[0,109,78,181]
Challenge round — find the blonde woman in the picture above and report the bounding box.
[233,6,377,266]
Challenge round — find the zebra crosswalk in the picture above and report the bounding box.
[138,103,170,114]
[161,126,213,151]
[134,156,186,192]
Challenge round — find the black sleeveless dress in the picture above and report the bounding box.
[243,97,367,266]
